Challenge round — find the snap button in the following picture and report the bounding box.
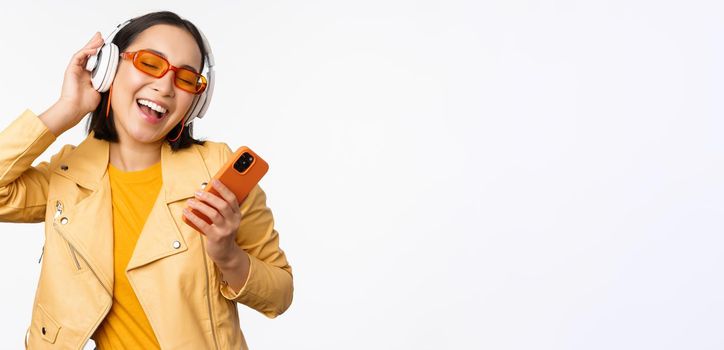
[172,240,181,249]
[60,217,69,225]
[200,182,208,189]
[60,164,68,171]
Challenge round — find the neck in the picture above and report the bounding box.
[109,139,163,172]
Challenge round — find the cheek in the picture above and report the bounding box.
[116,64,143,86]
[112,69,147,105]
[171,95,196,119]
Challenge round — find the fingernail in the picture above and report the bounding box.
[213,179,221,186]
[195,191,203,197]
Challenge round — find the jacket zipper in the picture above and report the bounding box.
[199,235,221,350]
[38,200,65,265]
[53,200,112,348]
[55,200,62,218]
[55,201,83,271]
[68,244,82,270]
[52,220,112,350]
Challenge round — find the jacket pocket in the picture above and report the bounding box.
[36,303,62,344]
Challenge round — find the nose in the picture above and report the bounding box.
[152,70,176,97]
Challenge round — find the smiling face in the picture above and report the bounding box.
[109,24,203,147]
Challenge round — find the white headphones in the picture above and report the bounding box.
[85,18,215,127]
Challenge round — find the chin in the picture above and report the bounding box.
[131,134,164,145]
[127,124,168,144]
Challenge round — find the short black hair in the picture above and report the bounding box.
[85,10,208,151]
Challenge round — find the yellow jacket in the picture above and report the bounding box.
[0,110,293,349]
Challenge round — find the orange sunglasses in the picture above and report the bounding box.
[119,50,207,94]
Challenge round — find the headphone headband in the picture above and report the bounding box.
[106,19,131,46]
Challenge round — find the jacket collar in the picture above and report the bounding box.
[55,131,210,203]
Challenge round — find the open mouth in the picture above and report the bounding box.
[136,99,169,119]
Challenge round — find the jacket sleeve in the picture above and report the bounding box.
[217,144,294,318]
[0,109,59,223]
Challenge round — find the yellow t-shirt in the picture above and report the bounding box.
[92,161,163,349]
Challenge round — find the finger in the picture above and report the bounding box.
[183,208,211,234]
[186,199,223,226]
[71,46,99,62]
[85,32,103,47]
[210,180,240,211]
[70,48,104,69]
[86,32,99,43]
[72,47,100,66]
[195,189,234,218]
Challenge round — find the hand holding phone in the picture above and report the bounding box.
[182,146,268,233]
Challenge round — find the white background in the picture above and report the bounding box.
[0,0,722,349]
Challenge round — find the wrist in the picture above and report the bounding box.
[55,98,84,121]
[214,244,245,270]
[215,247,251,293]
[38,100,78,137]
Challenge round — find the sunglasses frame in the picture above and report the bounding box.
[119,49,207,94]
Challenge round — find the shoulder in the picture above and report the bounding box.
[48,144,78,169]
[190,139,234,167]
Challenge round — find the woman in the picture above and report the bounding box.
[0,11,293,349]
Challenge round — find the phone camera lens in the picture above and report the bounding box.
[234,152,254,173]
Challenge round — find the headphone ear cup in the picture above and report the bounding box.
[183,95,199,126]
[189,91,207,125]
[89,43,119,93]
[185,75,214,126]
[89,45,108,91]
[195,88,211,122]
[97,44,119,93]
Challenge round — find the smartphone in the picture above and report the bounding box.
[182,146,269,233]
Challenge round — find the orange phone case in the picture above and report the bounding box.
[183,146,269,233]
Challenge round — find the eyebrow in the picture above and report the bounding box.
[144,48,200,72]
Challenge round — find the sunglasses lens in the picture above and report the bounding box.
[135,51,167,77]
[176,69,204,93]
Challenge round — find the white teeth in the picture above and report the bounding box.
[137,99,168,114]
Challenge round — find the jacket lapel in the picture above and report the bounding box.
[127,141,211,270]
